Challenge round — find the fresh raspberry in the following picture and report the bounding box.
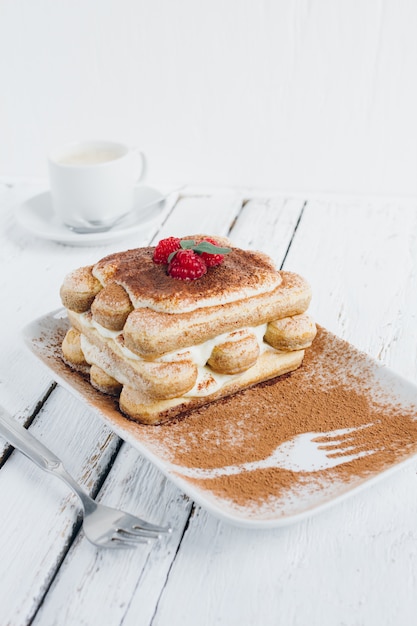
[153,237,181,264]
[168,249,207,281]
[199,237,225,267]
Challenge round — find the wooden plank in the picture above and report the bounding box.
[286,200,417,374]
[229,196,305,264]
[0,387,121,624]
[152,191,244,241]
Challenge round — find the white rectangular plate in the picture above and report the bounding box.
[23,309,417,528]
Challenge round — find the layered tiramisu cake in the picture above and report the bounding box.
[60,235,316,424]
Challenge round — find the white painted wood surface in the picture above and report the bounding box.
[1,182,417,626]
[1,1,417,196]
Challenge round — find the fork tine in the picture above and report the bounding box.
[131,520,172,534]
[118,527,161,540]
[126,526,166,539]
[88,534,137,550]
[113,531,151,545]
[104,537,145,549]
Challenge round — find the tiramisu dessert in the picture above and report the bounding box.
[60,235,316,424]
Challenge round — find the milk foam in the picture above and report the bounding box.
[58,148,123,166]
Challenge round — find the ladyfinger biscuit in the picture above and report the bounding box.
[90,364,122,396]
[265,313,317,351]
[62,328,87,366]
[207,329,260,374]
[91,283,133,331]
[60,266,102,313]
[61,328,90,375]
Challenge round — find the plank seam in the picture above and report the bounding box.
[147,502,197,626]
[0,382,57,469]
[279,200,307,270]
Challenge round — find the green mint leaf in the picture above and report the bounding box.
[180,239,196,250]
[192,241,231,255]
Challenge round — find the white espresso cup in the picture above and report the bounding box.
[48,140,146,232]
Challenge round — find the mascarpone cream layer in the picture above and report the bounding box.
[79,313,274,398]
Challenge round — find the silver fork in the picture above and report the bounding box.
[172,424,377,479]
[0,406,171,549]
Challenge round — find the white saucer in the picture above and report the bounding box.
[15,185,166,246]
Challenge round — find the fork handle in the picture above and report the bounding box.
[0,406,61,472]
[0,407,96,515]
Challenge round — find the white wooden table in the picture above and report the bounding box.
[1,181,417,626]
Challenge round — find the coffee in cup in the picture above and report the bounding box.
[48,140,146,232]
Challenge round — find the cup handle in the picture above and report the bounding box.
[132,148,146,182]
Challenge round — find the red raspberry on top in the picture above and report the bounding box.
[153,236,181,264]
[168,249,207,281]
[198,237,226,267]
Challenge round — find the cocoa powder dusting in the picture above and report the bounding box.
[92,245,279,310]
[138,326,417,515]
